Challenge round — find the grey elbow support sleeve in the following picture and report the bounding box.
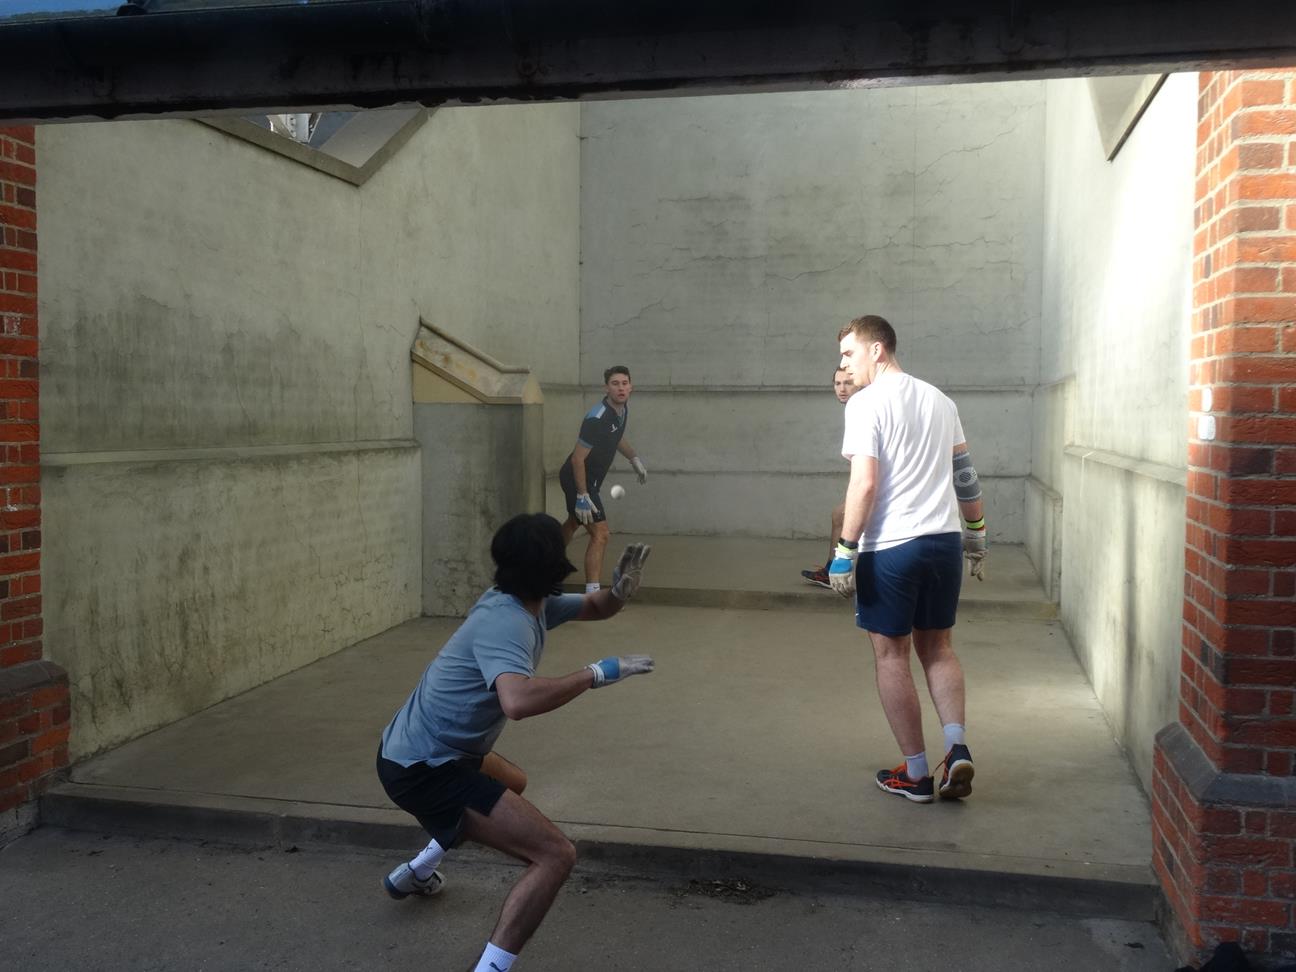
[953,450,982,502]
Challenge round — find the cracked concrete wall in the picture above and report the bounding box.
[1038,75,1195,789]
[41,447,419,759]
[36,104,580,758]
[418,404,544,616]
[576,84,1044,539]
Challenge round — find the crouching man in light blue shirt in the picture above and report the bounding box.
[376,512,652,972]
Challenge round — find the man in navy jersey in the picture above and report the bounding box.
[558,366,647,593]
[801,366,859,589]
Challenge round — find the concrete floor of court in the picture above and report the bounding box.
[51,539,1153,905]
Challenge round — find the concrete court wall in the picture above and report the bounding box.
[1036,75,1196,788]
[37,104,580,758]
[568,84,1044,540]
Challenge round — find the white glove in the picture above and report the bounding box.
[610,543,652,601]
[630,457,647,485]
[963,525,987,581]
[575,492,599,525]
[587,655,655,687]
[828,541,858,597]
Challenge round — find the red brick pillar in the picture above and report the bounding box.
[1152,70,1296,965]
[0,125,65,842]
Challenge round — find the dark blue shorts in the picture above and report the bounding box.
[559,460,606,524]
[855,532,963,636]
[376,748,506,848]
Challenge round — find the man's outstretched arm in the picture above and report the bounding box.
[576,543,651,620]
[495,669,596,721]
[495,654,655,721]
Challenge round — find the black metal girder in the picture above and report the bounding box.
[3,0,1296,122]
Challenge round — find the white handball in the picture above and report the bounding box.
[610,484,626,499]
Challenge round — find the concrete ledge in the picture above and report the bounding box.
[1157,723,1296,809]
[0,659,67,699]
[565,583,1059,620]
[41,781,1154,920]
[1064,444,1187,488]
[43,440,418,467]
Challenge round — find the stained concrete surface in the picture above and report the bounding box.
[55,538,1149,908]
[0,828,1172,972]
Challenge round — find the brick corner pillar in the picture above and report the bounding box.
[0,124,66,845]
[1152,70,1296,966]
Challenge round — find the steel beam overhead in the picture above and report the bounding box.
[2,0,1296,121]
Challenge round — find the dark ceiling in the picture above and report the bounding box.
[2,0,1295,121]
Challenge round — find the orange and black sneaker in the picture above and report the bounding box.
[875,765,934,803]
[937,744,975,800]
[800,567,832,590]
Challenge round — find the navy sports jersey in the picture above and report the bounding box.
[562,397,627,486]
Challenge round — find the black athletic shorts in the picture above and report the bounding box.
[558,460,606,524]
[376,747,507,848]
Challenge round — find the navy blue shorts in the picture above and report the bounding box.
[376,748,507,849]
[854,532,963,636]
[559,461,606,524]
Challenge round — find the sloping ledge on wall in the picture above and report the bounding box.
[411,320,543,406]
[412,320,546,616]
[201,108,428,186]
[1062,444,1186,487]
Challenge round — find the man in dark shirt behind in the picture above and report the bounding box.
[558,365,647,592]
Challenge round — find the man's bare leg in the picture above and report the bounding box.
[583,521,610,587]
[911,627,965,728]
[867,630,925,758]
[911,625,973,797]
[460,790,578,963]
[481,752,527,796]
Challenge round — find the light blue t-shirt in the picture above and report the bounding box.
[380,589,585,768]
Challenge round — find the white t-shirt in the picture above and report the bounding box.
[841,372,965,552]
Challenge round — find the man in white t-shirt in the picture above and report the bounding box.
[828,315,988,804]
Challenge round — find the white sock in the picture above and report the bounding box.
[905,752,929,781]
[474,942,517,972]
[585,582,600,593]
[409,838,446,880]
[943,723,967,750]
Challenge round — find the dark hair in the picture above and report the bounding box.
[837,315,897,354]
[491,513,577,600]
[604,365,631,384]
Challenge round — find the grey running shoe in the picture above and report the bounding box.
[938,744,974,800]
[383,863,445,899]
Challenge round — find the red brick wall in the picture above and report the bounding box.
[1152,70,1296,965]
[0,124,65,838]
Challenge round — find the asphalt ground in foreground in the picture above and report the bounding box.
[0,827,1172,971]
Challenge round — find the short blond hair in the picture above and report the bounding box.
[837,315,897,354]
